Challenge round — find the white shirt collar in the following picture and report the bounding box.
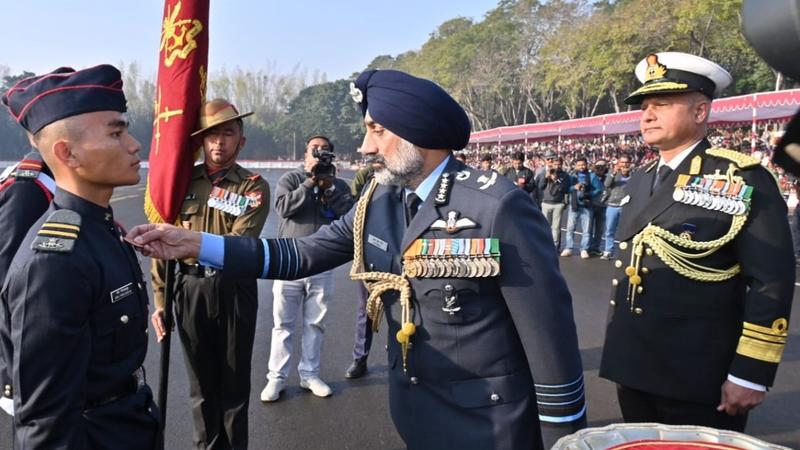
[658,139,702,171]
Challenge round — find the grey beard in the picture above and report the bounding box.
[373,139,424,187]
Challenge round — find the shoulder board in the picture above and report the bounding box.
[643,159,658,173]
[31,209,82,253]
[246,173,262,181]
[14,152,45,179]
[705,147,760,169]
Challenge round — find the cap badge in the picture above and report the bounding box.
[349,82,363,104]
[644,54,667,82]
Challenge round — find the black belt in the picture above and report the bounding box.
[178,262,217,278]
[85,367,145,409]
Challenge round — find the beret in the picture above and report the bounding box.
[2,65,127,134]
[350,69,471,150]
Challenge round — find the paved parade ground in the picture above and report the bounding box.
[1,168,798,449]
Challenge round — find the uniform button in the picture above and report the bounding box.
[611,278,619,287]
[410,377,419,385]
[614,260,623,268]
[407,342,414,349]
[137,283,143,290]
[369,264,375,271]
[619,242,628,250]
[610,300,616,306]
[490,393,501,402]
[145,328,149,335]
[120,315,129,324]
[444,284,454,293]
[634,307,644,315]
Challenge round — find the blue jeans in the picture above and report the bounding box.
[605,206,623,254]
[565,207,592,251]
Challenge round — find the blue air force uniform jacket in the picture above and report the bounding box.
[222,157,586,449]
[1,189,160,449]
[600,140,795,404]
[0,153,54,413]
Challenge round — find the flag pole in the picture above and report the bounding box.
[156,259,176,450]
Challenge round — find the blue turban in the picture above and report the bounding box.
[2,65,127,134]
[351,69,471,150]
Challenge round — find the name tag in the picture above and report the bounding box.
[367,234,388,252]
[110,283,135,303]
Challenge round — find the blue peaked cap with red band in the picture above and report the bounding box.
[351,69,471,150]
[2,65,127,134]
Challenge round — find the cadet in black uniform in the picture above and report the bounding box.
[129,69,587,450]
[1,65,160,449]
[0,152,54,419]
[600,52,795,431]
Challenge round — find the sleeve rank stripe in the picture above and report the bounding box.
[42,223,81,232]
[742,329,787,344]
[260,238,270,279]
[537,392,585,406]
[736,336,785,363]
[743,320,788,337]
[37,230,79,239]
[534,375,583,390]
[535,381,584,397]
[290,239,300,279]
[538,404,587,424]
[276,239,286,279]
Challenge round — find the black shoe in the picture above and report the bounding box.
[345,357,368,379]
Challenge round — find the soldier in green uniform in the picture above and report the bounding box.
[600,52,795,431]
[150,99,269,449]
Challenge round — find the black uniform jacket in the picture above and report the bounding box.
[2,189,159,449]
[600,139,795,405]
[222,157,586,450]
[0,153,53,411]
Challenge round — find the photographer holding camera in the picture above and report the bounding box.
[536,151,570,249]
[561,156,602,259]
[261,135,355,402]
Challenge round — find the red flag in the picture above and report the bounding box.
[145,0,209,224]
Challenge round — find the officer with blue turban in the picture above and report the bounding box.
[128,69,587,449]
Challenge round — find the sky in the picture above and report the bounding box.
[1,0,499,81]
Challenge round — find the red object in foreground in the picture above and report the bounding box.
[608,440,749,450]
[145,0,210,224]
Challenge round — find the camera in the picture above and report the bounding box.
[311,148,336,178]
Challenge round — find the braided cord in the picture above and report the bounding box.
[349,180,416,371]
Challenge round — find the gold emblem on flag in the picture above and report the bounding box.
[152,88,184,155]
[160,0,204,67]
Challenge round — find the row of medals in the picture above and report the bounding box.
[672,174,752,216]
[403,238,500,278]
[208,186,251,216]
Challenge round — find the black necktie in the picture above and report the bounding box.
[405,192,422,225]
[651,165,672,195]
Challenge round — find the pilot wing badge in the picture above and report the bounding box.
[430,210,477,234]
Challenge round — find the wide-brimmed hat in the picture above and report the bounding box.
[191,98,253,137]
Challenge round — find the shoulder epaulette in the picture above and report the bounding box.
[14,152,45,179]
[31,209,81,253]
[246,173,262,181]
[642,159,659,173]
[706,147,760,169]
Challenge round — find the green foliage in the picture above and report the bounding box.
[0,0,790,160]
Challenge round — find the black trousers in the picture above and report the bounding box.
[175,273,258,450]
[617,385,748,432]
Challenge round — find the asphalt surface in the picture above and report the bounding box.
[1,168,798,449]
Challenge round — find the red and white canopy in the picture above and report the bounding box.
[469,89,800,144]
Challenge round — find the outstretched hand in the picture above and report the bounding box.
[125,223,202,260]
